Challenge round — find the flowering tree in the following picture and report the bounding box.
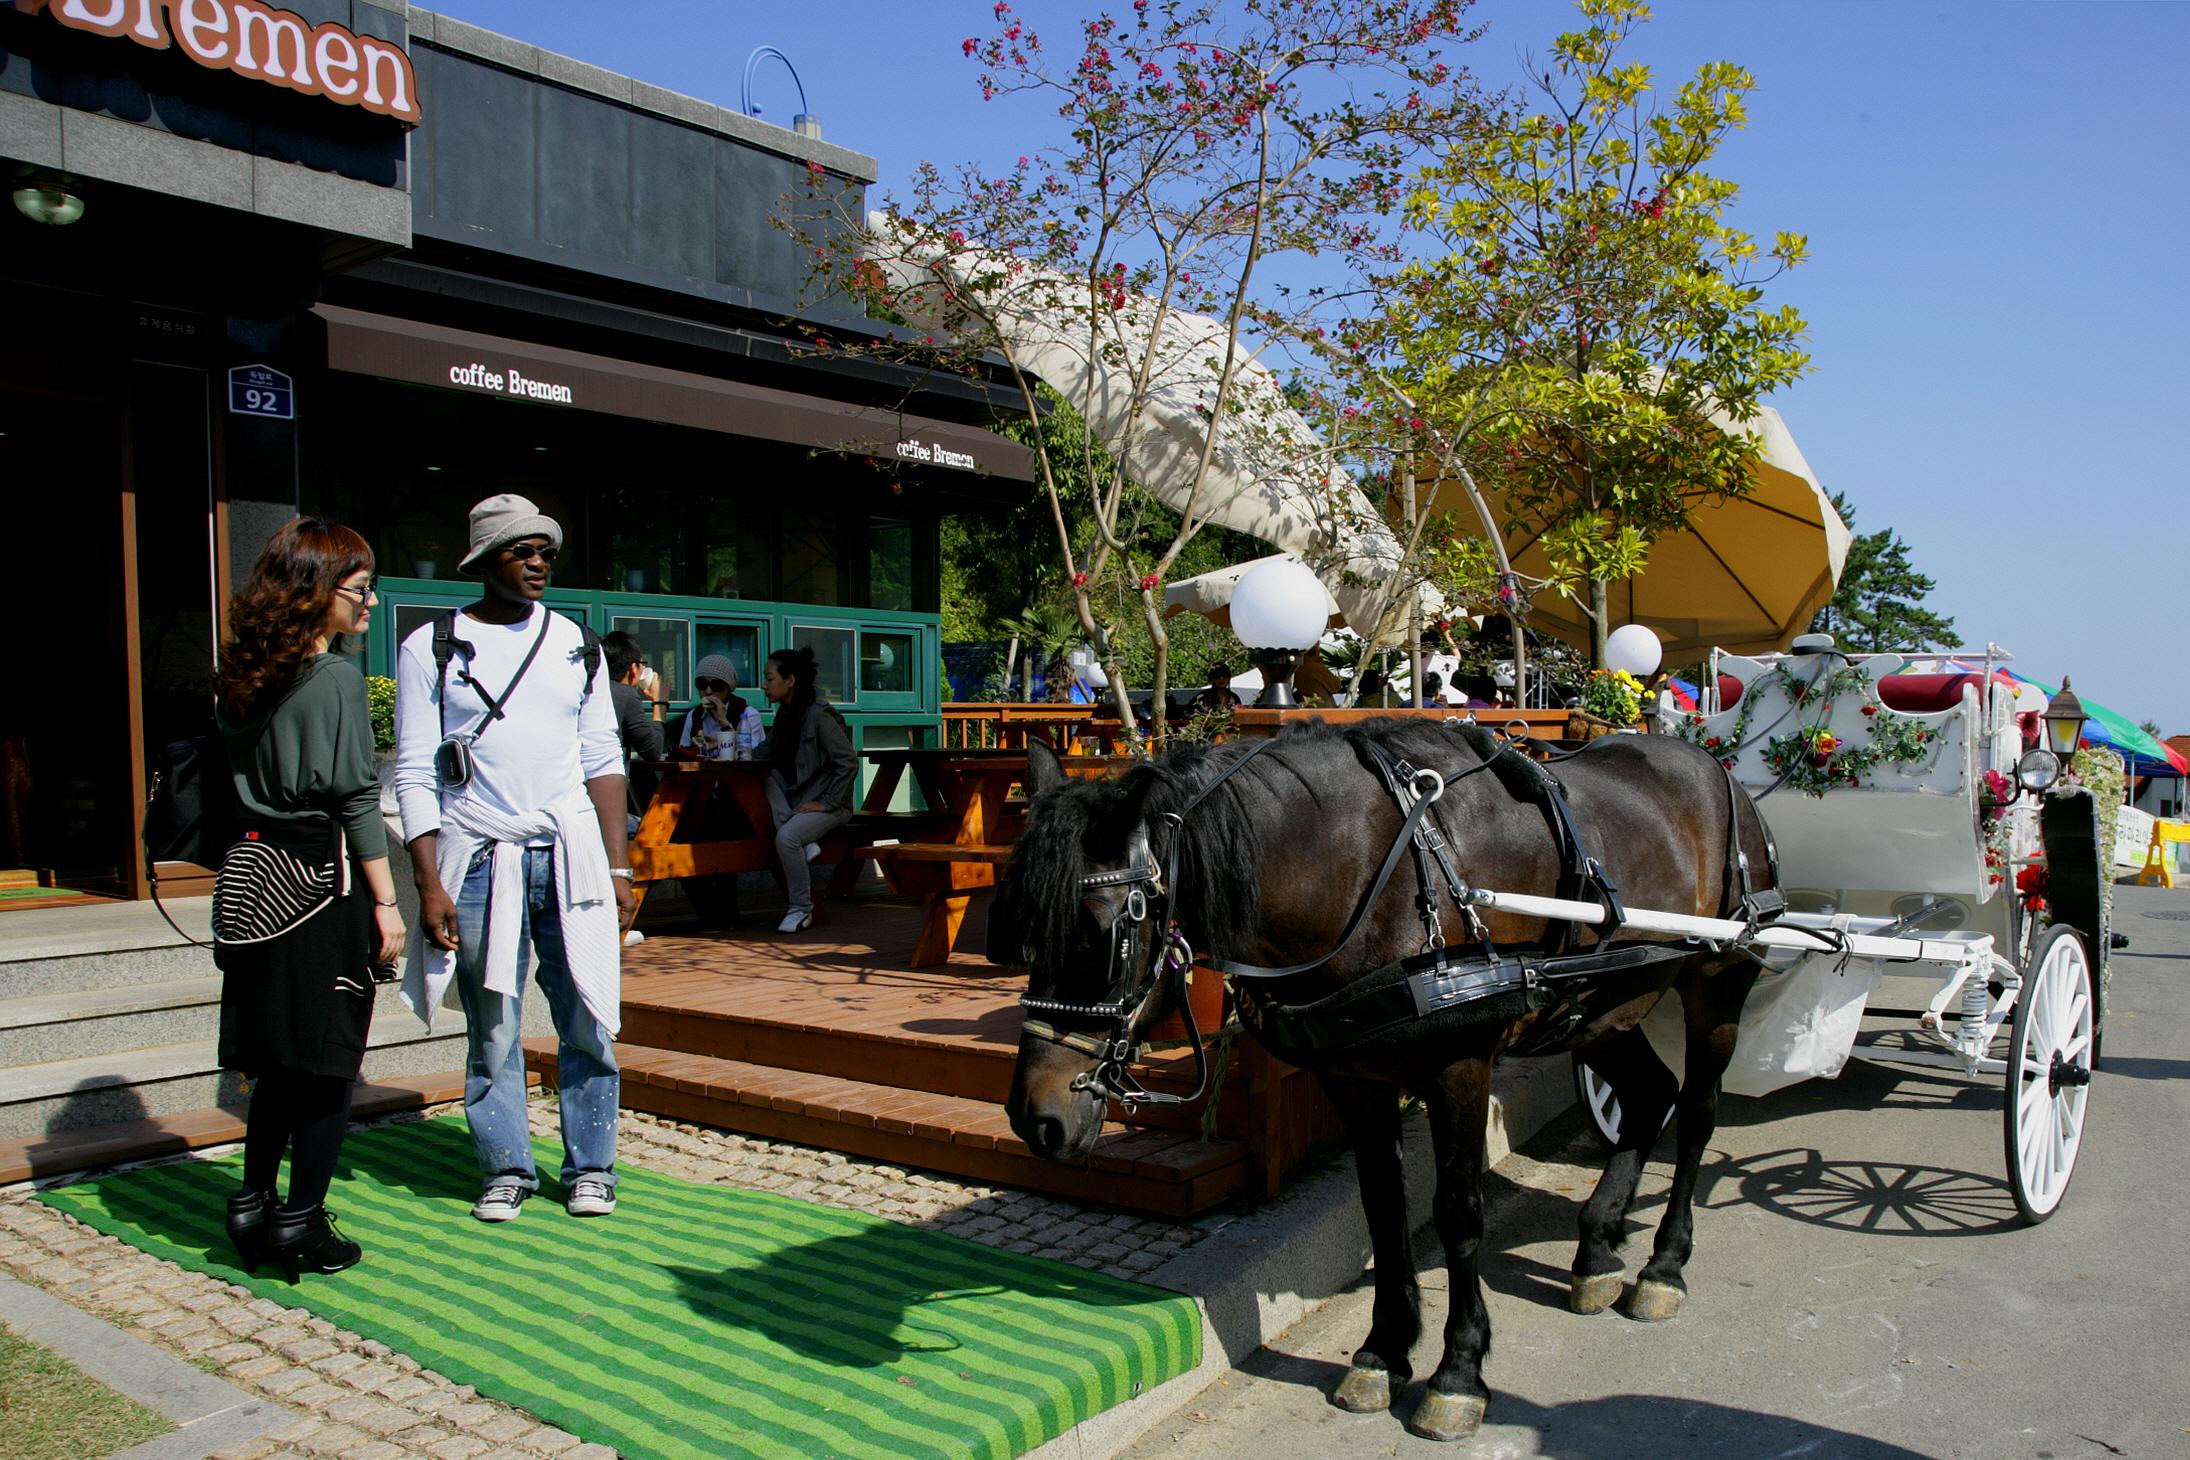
[1299,0,1810,677]
[791,0,1482,741]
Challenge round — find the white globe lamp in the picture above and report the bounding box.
[1604,624,1663,680]
[1230,557,1328,707]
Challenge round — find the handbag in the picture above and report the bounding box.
[210,823,347,946]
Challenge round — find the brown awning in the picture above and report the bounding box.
[314,303,1034,482]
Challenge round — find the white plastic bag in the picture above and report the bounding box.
[1721,950,1880,1098]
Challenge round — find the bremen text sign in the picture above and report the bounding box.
[30,0,421,125]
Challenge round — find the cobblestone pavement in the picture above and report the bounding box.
[0,1095,1221,1459]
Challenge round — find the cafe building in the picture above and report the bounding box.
[0,0,1034,904]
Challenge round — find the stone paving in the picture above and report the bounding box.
[0,1094,1223,1460]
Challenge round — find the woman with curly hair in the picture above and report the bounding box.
[757,646,854,933]
[211,518,404,1282]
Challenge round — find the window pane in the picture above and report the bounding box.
[599,483,682,594]
[868,517,913,612]
[700,499,774,601]
[611,616,693,701]
[791,623,856,704]
[780,505,841,606]
[861,629,915,695]
[696,623,762,693]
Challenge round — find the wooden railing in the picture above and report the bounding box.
[939,703,1131,754]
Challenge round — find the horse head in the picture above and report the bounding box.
[999,740,1182,1162]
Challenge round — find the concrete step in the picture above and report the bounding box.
[0,896,219,1000]
[0,987,474,1138]
[0,977,224,1066]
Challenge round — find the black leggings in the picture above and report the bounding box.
[242,1071,357,1210]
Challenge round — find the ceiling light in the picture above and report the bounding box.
[13,184,86,226]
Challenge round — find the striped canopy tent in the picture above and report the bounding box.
[2005,671,2187,776]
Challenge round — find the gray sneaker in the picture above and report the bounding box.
[566,1176,617,1217]
[471,1180,529,1223]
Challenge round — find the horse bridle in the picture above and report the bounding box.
[1017,853,1208,1111]
[1014,742,1291,1111]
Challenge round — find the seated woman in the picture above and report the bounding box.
[757,647,856,933]
[677,654,764,760]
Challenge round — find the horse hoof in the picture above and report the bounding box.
[1331,1366,1393,1414]
[1569,1270,1624,1315]
[1626,1278,1686,1322]
[1408,1390,1488,1442]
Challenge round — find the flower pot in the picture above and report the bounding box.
[1146,963,1226,1043]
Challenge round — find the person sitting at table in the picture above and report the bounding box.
[758,646,855,934]
[1189,662,1244,718]
[676,655,763,761]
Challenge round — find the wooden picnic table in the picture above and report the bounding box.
[861,749,1142,967]
[625,759,781,919]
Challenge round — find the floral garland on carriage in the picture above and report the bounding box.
[1669,662,1941,797]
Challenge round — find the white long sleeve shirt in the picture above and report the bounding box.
[393,605,622,844]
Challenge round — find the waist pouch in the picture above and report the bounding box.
[1236,941,1689,1069]
[212,820,348,946]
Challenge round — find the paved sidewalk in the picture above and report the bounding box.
[1,1059,1575,1459]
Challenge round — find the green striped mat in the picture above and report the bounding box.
[36,1118,1200,1460]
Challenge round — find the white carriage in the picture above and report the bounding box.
[1517,638,2107,1223]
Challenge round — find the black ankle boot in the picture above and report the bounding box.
[266,1204,361,1283]
[225,1188,276,1273]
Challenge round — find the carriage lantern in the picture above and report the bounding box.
[2015,676,2091,794]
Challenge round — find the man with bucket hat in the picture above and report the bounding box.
[393,494,632,1222]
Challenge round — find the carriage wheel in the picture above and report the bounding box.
[1572,1055,1625,1149]
[2002,925,2095,1224]
[1570,1056,1673,1151]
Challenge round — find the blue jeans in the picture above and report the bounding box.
[453,846,619,1193]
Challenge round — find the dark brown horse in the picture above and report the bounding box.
[996,718,1777,1442]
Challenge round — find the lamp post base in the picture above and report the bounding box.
[1251,648,1303,708]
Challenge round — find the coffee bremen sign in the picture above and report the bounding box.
[26,0,421,125]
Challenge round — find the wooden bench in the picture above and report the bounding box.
[861,841,1018,967]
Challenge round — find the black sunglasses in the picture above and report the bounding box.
[501,543,561,565]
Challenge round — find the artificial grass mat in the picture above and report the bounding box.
[35,1117,1201,1460]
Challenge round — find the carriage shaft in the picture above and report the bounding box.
[1457,888,1988,967]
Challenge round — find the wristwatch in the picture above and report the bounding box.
[608,868,634,880]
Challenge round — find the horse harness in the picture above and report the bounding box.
[1018,729,1784,1108]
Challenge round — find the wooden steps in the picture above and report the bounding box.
[528,1040,1251,1219]
[0,1070,501,1186]
[542,896,1310,1217]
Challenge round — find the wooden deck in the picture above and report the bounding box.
[528,892,1341,1218]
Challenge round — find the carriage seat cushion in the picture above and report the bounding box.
[1876,672,1995,714]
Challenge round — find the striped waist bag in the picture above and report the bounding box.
[212,820,349,946]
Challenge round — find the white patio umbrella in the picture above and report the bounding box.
[866,214,1439,639]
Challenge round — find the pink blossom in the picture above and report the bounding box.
[962,37,978,57]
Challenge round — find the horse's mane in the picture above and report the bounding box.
[999,736,1274,975]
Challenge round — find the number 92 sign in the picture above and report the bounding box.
[228,364,295,421]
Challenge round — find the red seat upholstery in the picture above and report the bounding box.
[1876,671,2011,714]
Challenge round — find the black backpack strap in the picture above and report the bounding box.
[579,625,603,695]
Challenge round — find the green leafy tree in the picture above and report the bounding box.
[1304,0,1809,673]
[1809,491,1961,651]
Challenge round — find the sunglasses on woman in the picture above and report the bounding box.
[333,578,380,604]
[501,543,561,564]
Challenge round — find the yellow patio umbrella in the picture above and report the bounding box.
[1419,403,1851,660]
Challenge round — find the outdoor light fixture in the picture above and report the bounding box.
[1229,557,1327,708]
[2016,746,2062,794]
[2044,677,2089,759]
[12,183,86,226]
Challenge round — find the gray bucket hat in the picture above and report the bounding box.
[459,493,563,573]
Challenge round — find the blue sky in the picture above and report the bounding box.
[423,0,2190,733]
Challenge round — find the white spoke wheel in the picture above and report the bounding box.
[1570,1056,1672,1151]
[2002,925,2095,1224]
